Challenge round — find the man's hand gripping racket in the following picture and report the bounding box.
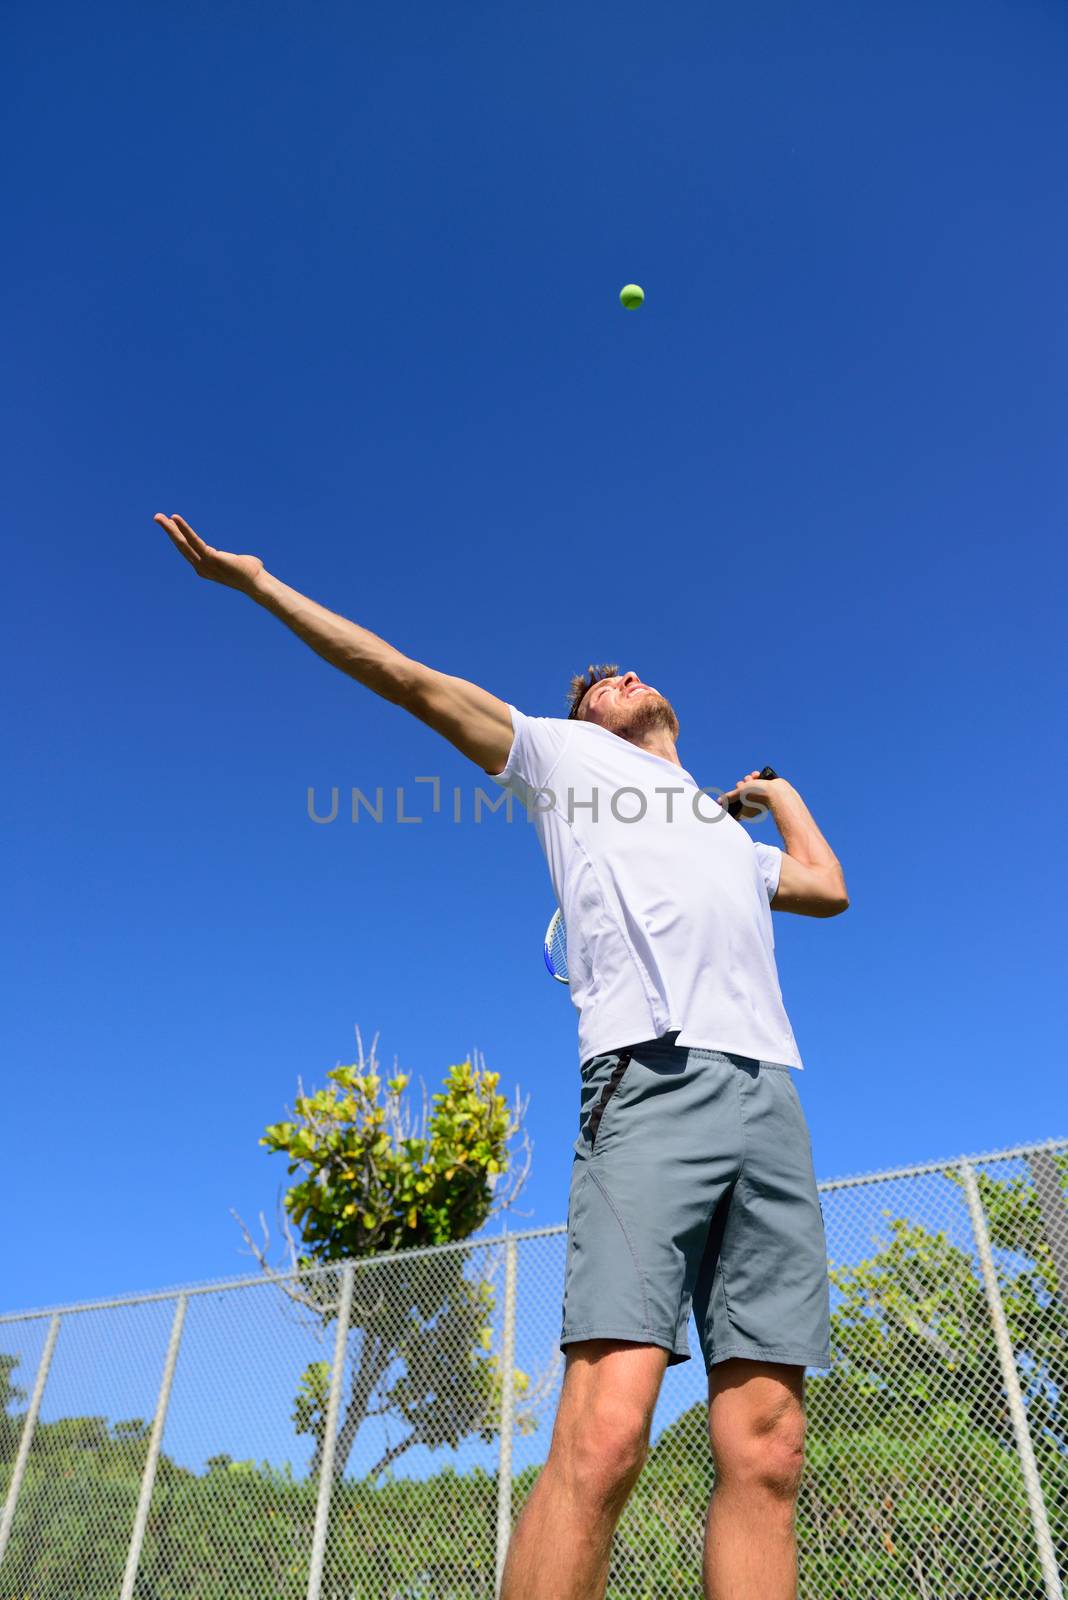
[723,765,780,820]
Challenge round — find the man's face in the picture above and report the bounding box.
[578,671,680,742]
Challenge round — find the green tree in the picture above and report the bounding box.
[789,1154,1067,1595]
[805,1154,1068,1451]
[3,1157,1065,1595]
[0,1351,27,1464]
[237,1031,542,1481]
[616,1154,1068,1598]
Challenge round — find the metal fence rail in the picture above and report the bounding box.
[1,1137,1066,1599]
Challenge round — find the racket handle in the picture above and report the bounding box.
[727,766,779,820]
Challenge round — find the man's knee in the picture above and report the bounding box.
[566,1396,651,1500]
[708,1360,807,1503]
[723,1411,806,1502]
[554,1394,653,1505]
[546,1340,665,1507]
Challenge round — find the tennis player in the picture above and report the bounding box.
[153,512,849,1600]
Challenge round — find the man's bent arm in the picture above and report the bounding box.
[153,514,514,774]
[764,782,849,917]
[719,768,849,917]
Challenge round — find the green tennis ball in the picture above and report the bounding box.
[619,283,645,310]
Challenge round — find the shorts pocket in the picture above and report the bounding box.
[587,1051,632,1149]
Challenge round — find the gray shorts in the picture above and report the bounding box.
[561,1032,832,1372]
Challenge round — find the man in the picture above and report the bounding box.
[153,512,849,1600]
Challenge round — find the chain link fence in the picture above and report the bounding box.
[1,1136,1066,1599]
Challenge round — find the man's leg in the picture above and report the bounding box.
[703,1357,807,1600]
[499,1338,669,1600]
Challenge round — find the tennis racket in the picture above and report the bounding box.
[543,909,569,984]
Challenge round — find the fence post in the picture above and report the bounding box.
[495,1234,519,1598]
[119,1292,187,1600]
[960,1161,1063,1600]
[1028,1146,1068,1303]
[0,1312,61,1571]
[306,1260,355,1600]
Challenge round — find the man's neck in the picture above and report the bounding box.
[620,729,683,767]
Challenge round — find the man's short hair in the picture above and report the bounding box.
[567,663,619,719]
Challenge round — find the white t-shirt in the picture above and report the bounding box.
[491,705,803,1070]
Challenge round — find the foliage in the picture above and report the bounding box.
[805,1155,1068,1453]
[1,1399,1065,1599]
[241,1033,538,1482]
[3,1153,1065,1595]
[259,1040,527,1261]
[617,1396,1068,1600]
[0,1354,26,1465]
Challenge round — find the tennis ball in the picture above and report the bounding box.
[619,283,645,310]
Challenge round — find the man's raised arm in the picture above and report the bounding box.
[719,768,850,918]
[153,513,514,774]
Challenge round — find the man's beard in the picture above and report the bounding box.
[603,689,680,743]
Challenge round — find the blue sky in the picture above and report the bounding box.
[4,0,1067,1314]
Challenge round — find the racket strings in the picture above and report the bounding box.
[545,910,569,983]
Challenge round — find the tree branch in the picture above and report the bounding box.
[365,1430,419,1483]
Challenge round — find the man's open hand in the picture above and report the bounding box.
[153,513,263,594]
